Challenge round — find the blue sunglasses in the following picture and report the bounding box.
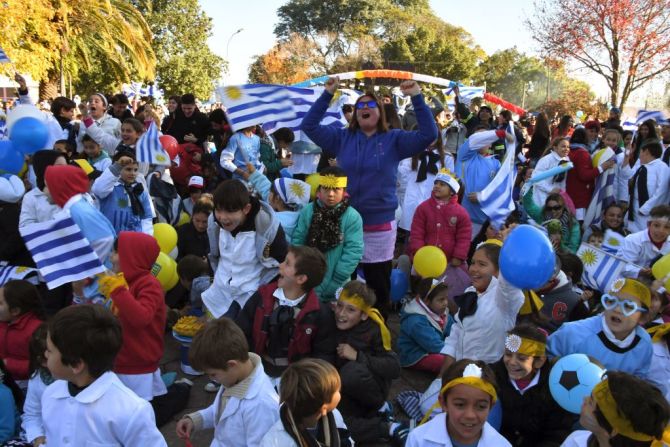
[356,100,378,110]
[601,294,647,317]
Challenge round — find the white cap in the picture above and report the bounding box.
[188,175,204,189]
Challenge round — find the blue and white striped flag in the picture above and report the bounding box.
[0,47,11,64]
[221,84,296,132]
[601,229,625,255]
[477,122,517,229]
[583,148,617,229]
[0,263,38,287]
[19,214,107,289]
[136,122,170,166]
[577,243,626,292]
[637,110,668,126]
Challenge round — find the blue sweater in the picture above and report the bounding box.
[301,92,438,225]
[398,298,453,366]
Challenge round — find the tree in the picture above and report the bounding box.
[143,0,225,99]
[527,0,670,109]
[249,34,316,84]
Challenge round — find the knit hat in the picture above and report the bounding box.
[434,168,460,193]
[273,178,310,208]
[188,175,204,189]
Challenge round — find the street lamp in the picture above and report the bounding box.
[226,28,244,61]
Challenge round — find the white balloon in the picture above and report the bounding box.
[7,105,46,131]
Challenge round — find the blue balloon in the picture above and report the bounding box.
[549,354,605,414]
[9,116,49,155]
[0,140,25,174]
[499,224,555,289]
[487,399,502,430]
[390,269,409,303]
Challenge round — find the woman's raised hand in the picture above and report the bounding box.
[325,77,340,94]
[400,80,421,97]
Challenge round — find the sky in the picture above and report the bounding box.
[198,0,617,100]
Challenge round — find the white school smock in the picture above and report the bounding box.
[259,409,350,447]
[532,151,568,207]
[617,229,670,278]
[41,372,166,446]
[649,340,670,403]
[21,373,48,443]
[406,413,511,447]
[624,158,670,233]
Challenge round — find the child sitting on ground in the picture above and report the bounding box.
[406,359,511,447]
[176,254,211,315]
[260,358,352,447]
[203,179,287,319]
[98,232,190,426]
[42,305,166,445]
[547,277,653,378]
[618,205,670,278]
[243,162,311,241]
[292,167,364,302]
[562,372,670,446]
[92,151,154,235]
[235,245,336,378]
[176,318,279,447]
[81,134,111,174]
[398,279,452,374]
[491,323,573,447]
[333,280,402,445]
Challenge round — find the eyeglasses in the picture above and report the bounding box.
[546,205,563,211]
[356,100,378,110]
[601,294,647,317]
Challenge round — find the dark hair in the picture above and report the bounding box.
[499,110,512,123]
[341,280,376,307]
[440,359,497,402]
[650,205,670,221]
[111,93,130,106]
[209,108,227,124]
[545,193,575,227]
[570,127,588,146]
[2,280,45,319]
[29,322,49,377]
[213,179,250,212]
[112,150,137,163]
[50,96,76,116]
[641,140,663,159]
[509,322,547,345]
[190,317,249,370]
[383,103,402,129]
[558,252,584,285]
[122,117,144,134]
[631,119,659,167]
[475,243,501,270]
[273,127,295,144]
[181,93,196,105]
[417,278,448,303]
[53,139,76,155]
[81,134,99,145]
[623,130,634,142]
[192,201,213,217]
[48,305,122,378]
[177,255,210,282]
[557,115,573,135]
[289,245,327,292]
[588,227,605,241]
[595,371,670,442]
[349,91,388,134]
[342,104,353,114]
[168,95,181,104]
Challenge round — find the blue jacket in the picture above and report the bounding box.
[301,92,438,225]
[398,298,452,366]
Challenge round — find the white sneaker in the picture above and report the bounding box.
[204,381,221,393]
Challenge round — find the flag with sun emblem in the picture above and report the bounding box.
[577,243,625,292]
[221,84,296,132]
[136,122,170,166]
[601,229,626,255]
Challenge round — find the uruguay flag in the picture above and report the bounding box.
[221,84,296,132]
[19,214,107,289]
[0,47,10,64]
[477,123,517,229]
[577,243,626,292]
[136,122,170,166]
[636,110,668,126]
[0,263,38,287]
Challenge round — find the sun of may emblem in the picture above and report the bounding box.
[225,86,243,100]
[155,154,166,162]
[606,237,620,246]
[580,249,597,267]
[289,181,306,198]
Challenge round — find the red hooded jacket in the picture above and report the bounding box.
[408,194,472,262]
[44,165,89,207]
[0,312,43,380]
[566,146,600,209]
[170,143,203,187]
[110,232,166,374]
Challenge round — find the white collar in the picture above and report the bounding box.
[48,371,117,403]
[510,370,541,395]
[273,288,306,307]
[601,314,636,348]
[551,151,568,162]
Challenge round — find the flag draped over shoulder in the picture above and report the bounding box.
[19,213,106,289]
[221,84,297,132]
[136,122,170,166]
[577,243,626,293]
[477,122,517,229]
[0,263,38,287]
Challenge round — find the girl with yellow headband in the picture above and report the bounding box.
[332,280,402,445]
[563,371,670,447]
[406,359,511,447]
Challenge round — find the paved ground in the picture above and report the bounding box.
[158,312,435,446]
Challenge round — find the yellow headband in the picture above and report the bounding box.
[319,174,347,189]
[519,290,544,316]
[483,238,502,247]
[420,363,497,426]
[593,379,656,442]
[338,289,391,351]
[647,323,670,343]
[609,278,651,308]
[505,334,546,357]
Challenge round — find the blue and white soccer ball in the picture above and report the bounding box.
[549,353,606,414]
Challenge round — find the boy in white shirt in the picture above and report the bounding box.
[42,305,166,446]
[618,205,670,278]
[175,318,279,447]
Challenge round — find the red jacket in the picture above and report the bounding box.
[170,143,203,187]
[408,195,472,262]
[0,311,43,380]
[111,232,166,374]
[566,146,599,209]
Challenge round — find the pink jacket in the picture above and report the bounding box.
[408,195,472,262]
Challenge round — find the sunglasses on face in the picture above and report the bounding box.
[546,205,563,211]
[601,294,647,317]
[356,100,378,110]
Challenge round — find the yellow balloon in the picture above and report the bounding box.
[414,245,448,278]
[153,223,178,254]
[652,254,670,282]
[152,252,177,291]
[176,211,190,227]
[305,173,320,200]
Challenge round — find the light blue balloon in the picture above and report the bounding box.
[0,140,24,174]
[499,224,555,289]
[9,116,49,155]
[390,269,409,303]
[487,399,502,430]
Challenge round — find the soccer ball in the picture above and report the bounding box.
[549,353,606,414]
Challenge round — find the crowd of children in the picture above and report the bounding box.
[1,80,670,447]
